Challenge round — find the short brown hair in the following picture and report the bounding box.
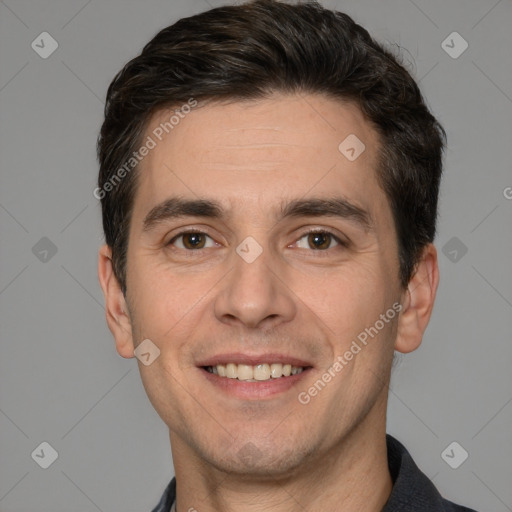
[97,0,446,296]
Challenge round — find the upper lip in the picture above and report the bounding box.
[197,353,313,368]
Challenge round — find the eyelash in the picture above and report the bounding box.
[166,228,349,256]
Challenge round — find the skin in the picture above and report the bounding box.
[98,93,439,512]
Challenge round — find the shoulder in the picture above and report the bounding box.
[384,434,479,512]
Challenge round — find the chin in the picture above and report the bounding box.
[199,437,317,480]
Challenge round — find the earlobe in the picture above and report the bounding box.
[394,243,439,354]
[97,244,135,359]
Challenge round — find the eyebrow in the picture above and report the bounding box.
[142,196,374,233]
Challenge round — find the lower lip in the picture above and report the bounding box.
[200,367,312,400]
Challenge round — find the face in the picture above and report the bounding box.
[100,93,430,478]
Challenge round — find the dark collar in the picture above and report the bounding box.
[151,434,478,512]
[382,434,477,511]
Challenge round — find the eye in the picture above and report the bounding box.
[166,229,348,253]
[294,230,347,251]
[167,231,217,250]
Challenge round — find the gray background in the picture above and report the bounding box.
[0,0,511,511]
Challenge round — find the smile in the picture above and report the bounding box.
[204,363,305,381]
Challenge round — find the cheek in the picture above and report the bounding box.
[128,257,206,334]
[300,260,389,340]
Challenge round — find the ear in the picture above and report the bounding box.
[394,243,439,354]
[97,244,135,359]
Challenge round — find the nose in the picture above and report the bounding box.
[213,237,297,331]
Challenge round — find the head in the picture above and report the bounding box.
[97,0,444,478]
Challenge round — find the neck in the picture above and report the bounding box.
[170,399,392,512]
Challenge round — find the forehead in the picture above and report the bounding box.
[148,93,376,165]
[131,93,388,228]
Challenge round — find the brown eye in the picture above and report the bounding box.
[168,232,215,250]
[307,232,332,250]
[295,230,344,251]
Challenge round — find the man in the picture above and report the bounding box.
[96,1,479,510]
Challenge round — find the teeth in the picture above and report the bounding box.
[226,363,237,379]
[237,364,253,381]
[254,364,270,381]
[205,363,304,380]
[270,363,282,378]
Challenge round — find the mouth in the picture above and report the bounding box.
[203,363,306,381]
[197,355,313,399]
